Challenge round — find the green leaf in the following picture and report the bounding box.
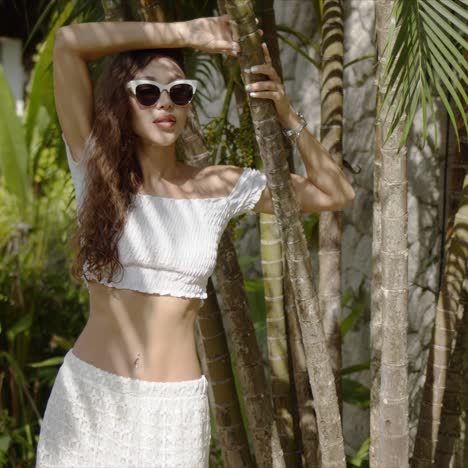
[342,378,370,408]
[6,312,33,342]
[25,2,73,151]
[349,437,370,466]
[340,361,370,376]
[28,356,64,368]
[0,434,11,454]
[341,301,366,337]
[276,24,321,53]
[0,66,32,218]
[277,32,320,70]
[378,0,468,150]
[343,54,376,70]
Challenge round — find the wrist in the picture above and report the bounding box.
[278,106,302,129]
[173,20,192,48]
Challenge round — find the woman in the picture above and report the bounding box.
[36,13,355,468]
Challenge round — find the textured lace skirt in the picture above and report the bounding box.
[35,349,211,467]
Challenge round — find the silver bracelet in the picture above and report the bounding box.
[281,111,307,143]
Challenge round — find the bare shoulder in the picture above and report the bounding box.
[191,164,244,197]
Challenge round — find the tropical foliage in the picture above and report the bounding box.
[379,0,468,150]
[0,0,466,466]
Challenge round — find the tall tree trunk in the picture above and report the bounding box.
[319,0,344,410]
[284,259,321,468]
[255,1,303,466]
[196,280,253,467]
[375,1,409,466]
[433,88,468,468]
[412,129,468,468]
[219,0,311,464]
[463,287,468,468]
[183,109,261,466]
[225,1,346,466]
[370,16,383,468]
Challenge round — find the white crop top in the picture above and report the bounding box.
[63,133,267,300]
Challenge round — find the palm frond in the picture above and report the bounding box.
[276,32,320,69]
[379,0,468,151]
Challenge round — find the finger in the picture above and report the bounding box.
[244,63,279,82]
[247,90,282,101]
[261,42,272,63]
[246,81,283,92]
[221,43,239,57]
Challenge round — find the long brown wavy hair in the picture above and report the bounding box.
[69,48,186,284]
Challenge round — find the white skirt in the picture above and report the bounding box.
[35,349,211,468]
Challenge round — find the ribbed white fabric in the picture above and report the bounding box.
[63,133,267,299]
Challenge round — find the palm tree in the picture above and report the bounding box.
[432,87,468,467]
[319,0,345,409]
[254,1,304,465]
[375,0,410,465]
[371,0,468,465]
[224,0,346,466]
[412,126,468,468]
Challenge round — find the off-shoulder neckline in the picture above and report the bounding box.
[134,167,248,201]
[62,132,254,201]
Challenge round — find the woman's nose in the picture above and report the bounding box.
[157,90,174,107]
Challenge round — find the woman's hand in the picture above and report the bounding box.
[244,42,292,122]
[187,15,240,56]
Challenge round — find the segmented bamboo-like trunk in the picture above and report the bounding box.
[284,259,321,467]
[319,0,345,408]
[255,1,303,465]
[463,288,468,467]
[433,96,468,468]
[412,164,468,468]
[375,0,409,466]
[218,0,303,463]
[182,107,257,467]
[225,1,346,466]
[370,18,383,468]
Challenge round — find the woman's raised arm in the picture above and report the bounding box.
[52,16,239,162]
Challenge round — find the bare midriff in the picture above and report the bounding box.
[71,280,204,383]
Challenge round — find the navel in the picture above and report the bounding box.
[133,352,141,370]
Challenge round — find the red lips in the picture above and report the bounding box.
[154,115,176,123]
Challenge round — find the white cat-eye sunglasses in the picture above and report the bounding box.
[126,79,199,106]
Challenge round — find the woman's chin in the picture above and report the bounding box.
[143,133,178,147]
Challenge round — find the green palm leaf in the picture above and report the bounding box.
[379,0,468,151]
[0,67,32,219]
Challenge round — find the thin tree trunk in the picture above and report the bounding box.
[412,165,468,468]
[196,279,253,467]
[462,286,468,468]
[370,15,383,468]
[375,0,409,466]
[319,0,344,410]
[255,1,303,465]
[284,259,321,468]
[225,1,346,466]
[433,88,468,468]
[434,306,465,467]
[219,0,306,464]
[183,110,258,466]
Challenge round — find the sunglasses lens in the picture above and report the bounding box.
[135,84,160,106]
[170,84,194,105]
